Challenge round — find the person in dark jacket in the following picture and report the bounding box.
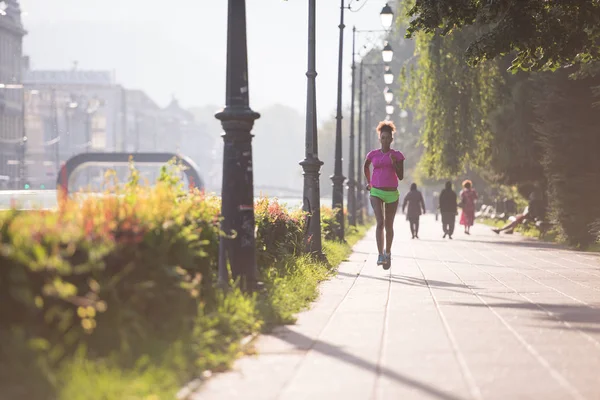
[402,183,426,239]
[439,181,458,239]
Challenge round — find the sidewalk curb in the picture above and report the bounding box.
[176,332,260,400]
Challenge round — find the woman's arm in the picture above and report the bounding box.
[395,160,404,181]
[363,159,372,189]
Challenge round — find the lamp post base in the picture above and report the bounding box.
[301,157,325,257]
[331,174,346,241]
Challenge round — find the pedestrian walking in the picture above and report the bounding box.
[402,183,426,239]
[439,181,457,239]
[433,191,440,221]
[363,121,405,269]
[459,180,478,235]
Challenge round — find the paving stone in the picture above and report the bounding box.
[195,216,600,400]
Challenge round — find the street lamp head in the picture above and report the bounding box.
[384,87,394,104]
[384,66,394,85]
[386,105,394,115]
[382,42,393,63]
[380,3,394,30]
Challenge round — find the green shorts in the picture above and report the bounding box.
[370,187,399,204]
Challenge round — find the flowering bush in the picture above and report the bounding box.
[0,166,221,362]
[255,197,306,269]
[0,164,313,370]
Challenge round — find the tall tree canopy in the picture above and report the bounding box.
[405,0,600,71]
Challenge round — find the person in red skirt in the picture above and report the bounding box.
[459,180,478,235]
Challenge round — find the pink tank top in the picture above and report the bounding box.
[367,149,405,188]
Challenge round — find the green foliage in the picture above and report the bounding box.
[0,166,373,398]
[403,26,500,178]
[485,63,545,187]
[320,206,341,241]
[255,198,306,269]
[405,0,600,71]
[533,70,600,248]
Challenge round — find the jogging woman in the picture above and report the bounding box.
[363,121,405,269]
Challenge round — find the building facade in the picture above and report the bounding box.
[0,0,26,189]
[22,68,212,189]
[23,68,126,188]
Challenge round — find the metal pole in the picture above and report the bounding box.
[356,60,364,224]
[331,0,346,240]
[216,0,260,291]
[365,83,372,216]
[347,26,357,227]
[300,0,324,257]
[51,88,60,178]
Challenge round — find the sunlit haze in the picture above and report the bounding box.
[21,0,390,119]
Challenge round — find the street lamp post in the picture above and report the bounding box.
[300,0,324,257]
[331,0,346,241]
[356,60,365,225]
[346,26,357,227]
[216,0,260,291]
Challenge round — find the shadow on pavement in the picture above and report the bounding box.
[271,327,467,400]
[465,238,562,250]
[391,275,479,290]
[335,271,521,303]
[450,301,600,326]
[337,271,477,290]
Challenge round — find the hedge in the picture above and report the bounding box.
[0,164,366,399]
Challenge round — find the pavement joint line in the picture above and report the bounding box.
[274,246,370,400]
[468,240,593,307]
[433,239,587,400]
[508,245,600,281]
[411,243,483,400]
[539,250,600,272]
[445,240,600,353]
[370,259,392,400]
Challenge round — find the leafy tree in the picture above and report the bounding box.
[405,0,600,71]
[486,59,544,187]
[401,25,499,178]
[533,70,600,247]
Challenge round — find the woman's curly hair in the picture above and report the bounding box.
[376,120,396,137]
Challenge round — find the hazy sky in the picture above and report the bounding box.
[20,0,394,120]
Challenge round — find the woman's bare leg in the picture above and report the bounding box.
[384,200,399,253]
[370,196,385,255]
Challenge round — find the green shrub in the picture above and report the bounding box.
[0,164,372,399]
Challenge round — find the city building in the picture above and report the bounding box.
[0,0,26,189]
[22,65,126,188]
[21,64,213,189]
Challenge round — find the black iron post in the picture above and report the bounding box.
[346,26,357,227]
[300,0,324,257]
[331,0,346,241]
[356,60,364,224]
[216,0,260,291]
[364,80,372,216]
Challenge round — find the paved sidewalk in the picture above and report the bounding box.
[193,215,600,400]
